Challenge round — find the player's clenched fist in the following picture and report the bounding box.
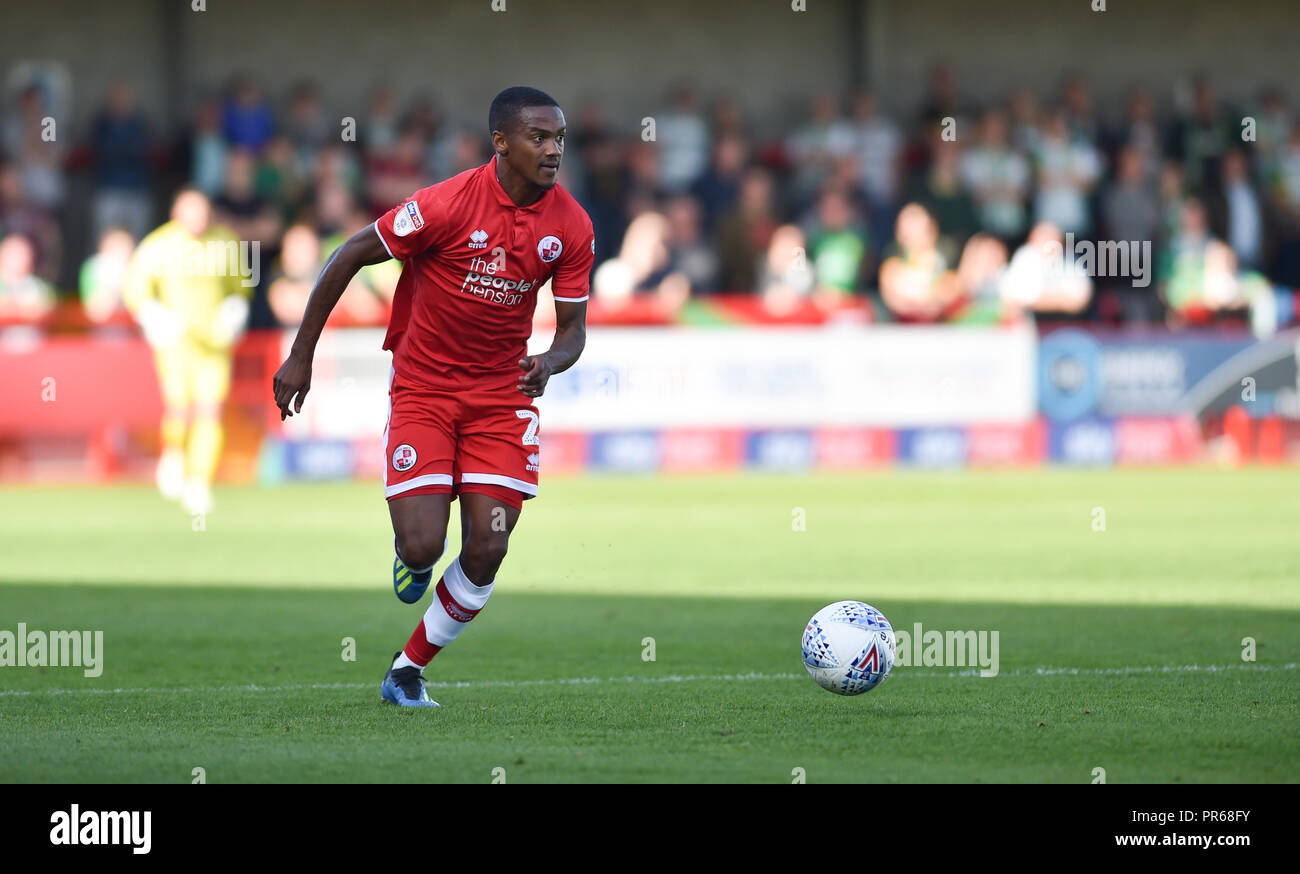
[273,352,313,420]
[517,354,554,398]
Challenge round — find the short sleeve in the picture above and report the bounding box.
[551,212,595,303]
[374,187,443,261]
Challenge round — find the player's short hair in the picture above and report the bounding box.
[489,87,560,137]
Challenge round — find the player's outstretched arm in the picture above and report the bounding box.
[272,224,392,419]
[517,299,586,398]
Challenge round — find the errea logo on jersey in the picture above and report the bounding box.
[468,229,488,249]
[393,201,424,237]
[537,235,563,263]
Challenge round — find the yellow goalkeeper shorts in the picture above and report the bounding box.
[154,343,232,411]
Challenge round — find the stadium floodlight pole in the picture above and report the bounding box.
[272,227,390,419]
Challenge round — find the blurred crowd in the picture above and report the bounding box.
[3,65,1300,332]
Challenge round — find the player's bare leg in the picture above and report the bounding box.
[388,492,452,602]
[381,492,521,708]
[456,492,521,586]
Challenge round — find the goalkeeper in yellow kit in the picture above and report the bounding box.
[124,189,252,514]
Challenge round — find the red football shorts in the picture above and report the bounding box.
[382,368,540,511]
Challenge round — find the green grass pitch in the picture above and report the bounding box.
[1,469,1297,783]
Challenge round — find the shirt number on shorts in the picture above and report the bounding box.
[515,409,540,446]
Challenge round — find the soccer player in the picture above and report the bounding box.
[272,87,593,708]
[125,189,251,515]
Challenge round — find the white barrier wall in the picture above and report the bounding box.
[529,324,1038,429]
[282,323,1038,440]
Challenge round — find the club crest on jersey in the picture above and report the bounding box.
[468,229,488,249]
[392,443,417,472]
[537,235,563,263]
[393,201,424,237]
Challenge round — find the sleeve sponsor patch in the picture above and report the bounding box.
[393,200,425,237]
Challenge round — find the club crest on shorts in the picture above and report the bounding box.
[537,235,563,263]
[392,443,417,472]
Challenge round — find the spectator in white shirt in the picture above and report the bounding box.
[1032,109,1103,235]
[960,108,1031,243]
[656,84,711,194]
[846,90,902,209]
[846,89,902,251]
[786,92,854,210]
[1000,221,1092,316]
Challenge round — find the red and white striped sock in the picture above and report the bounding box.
[393,558,493,671]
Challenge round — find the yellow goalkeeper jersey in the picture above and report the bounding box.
[124,221,253,350]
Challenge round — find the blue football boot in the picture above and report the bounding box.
[380,652,440,708]
[393,555,433,604]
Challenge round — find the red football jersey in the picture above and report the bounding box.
[375,156,594,391]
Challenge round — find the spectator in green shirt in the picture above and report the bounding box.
[805,188,869,302]
[79,226,135,323]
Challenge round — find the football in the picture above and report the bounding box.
[801,601,896,695]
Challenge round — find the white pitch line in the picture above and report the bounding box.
[0,663,1295,698]
[910,662,1300,679]
[0,672,804,698]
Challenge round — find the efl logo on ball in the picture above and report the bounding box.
[537,235,563,263]
[392,444,417,472]
[801,600,895,696]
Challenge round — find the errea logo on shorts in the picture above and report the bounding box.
[537,235,562,263]
[526,452,539,472]
[392,444,417,472]
[393,201,424,237]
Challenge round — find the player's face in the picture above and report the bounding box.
[502,106,566,189]
[173,192,211,238]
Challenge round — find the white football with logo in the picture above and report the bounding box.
[801,601,895,695]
